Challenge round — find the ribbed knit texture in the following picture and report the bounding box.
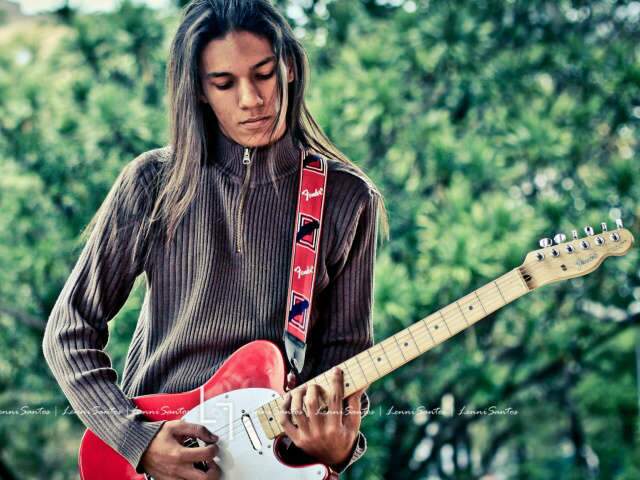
[42,128,379,473]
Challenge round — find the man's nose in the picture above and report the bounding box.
[238,79,264,109]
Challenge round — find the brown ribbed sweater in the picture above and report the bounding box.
[42,129,379,473]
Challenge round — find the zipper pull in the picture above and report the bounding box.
[242,147,251,165]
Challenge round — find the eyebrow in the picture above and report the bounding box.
[206,55,277,79]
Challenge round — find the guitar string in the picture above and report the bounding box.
[202,252,600,443]
[190,249,612,442]
[196,269,525,442]
[199,254,602,442]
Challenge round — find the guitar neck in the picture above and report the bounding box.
[257,267,531,438]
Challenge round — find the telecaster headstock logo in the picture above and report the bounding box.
[576,253,597,267]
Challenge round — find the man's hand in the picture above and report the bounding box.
[278,367,365,468]
[140,420,222,480]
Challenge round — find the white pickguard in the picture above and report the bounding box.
[181,388,329,480]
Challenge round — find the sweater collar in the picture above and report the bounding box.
[211,126,302,185]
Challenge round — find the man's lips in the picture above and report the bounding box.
[240,116,271,124]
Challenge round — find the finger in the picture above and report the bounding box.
[205,460,222,479]
[345,387,367,403]
[328,367,345,426]
[278,392,301,442]
[179,443,219,463]
[304,384,325,427]
[171,420,218,443]
[176,466,208,480]
[290,386,309,431]
[343,388,364,431]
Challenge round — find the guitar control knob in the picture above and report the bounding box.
[595,236,605,246]
[551,248,560,257]
[584,226,594,236]
[572,230,579,240]
[539,238,553,248]
[610,232,620,242]
[580,240,590,249]
[565,244,575,254]
[536,252,545,261]
[616,218,624,229]
[600,222,608,232]
[553,233,566,244]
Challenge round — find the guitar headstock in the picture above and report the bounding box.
[520,219,634,290]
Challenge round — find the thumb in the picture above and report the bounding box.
[171,420,218,443]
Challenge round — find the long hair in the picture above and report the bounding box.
[85,0,388,269]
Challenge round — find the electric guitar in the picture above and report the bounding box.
[78,221,634,479]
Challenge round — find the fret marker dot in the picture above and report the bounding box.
[346,383,350,387]
[269,417,273,421]
[377,357,381,361]
[435,325,439,330]
[468,306,473,310]
[404,342,408,347]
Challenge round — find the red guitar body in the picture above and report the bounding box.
[78,340,331,480]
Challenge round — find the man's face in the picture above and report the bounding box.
[199,30,294,147]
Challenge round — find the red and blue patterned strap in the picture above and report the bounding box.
[283,149,328,376]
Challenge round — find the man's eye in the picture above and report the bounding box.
[212,70,274,90]
[256,70,275,80]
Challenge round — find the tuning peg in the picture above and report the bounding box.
[553,233,566,244]
[572,230,579,240]
[616,218,624,229]
[584,226,594,236]
[600,222,608,232]
[539,238,553,248]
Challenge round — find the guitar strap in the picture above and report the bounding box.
[283,149,328,380]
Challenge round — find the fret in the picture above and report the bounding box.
[257,407,275,438]
[424,314,450,343]
[406,324,424,354]
[493,280,507,303]
[379,337,402,368]
[366,349,382,377]
[473,290,487,315]
[341,361,358,390]
[369,343,394,375]
[476,282,504,313]
[353,354,373,384]
[392,334,408,362]
[421,316,440,344]
[455,301,470,326]
[393,328,423,361]
[438,310,454,335]
[457,293,484,324]
[368,345,391,375]
[408,322,430,353]
[266,401,283,436]
[496,270,528,302]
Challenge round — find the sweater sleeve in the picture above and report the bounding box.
[42,156,165,471]
[311,187,380,474]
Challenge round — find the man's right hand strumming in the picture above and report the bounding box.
[140,420,222,480]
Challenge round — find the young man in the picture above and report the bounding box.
[43,1,386,478]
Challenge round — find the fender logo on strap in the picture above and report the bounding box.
[284,151,328,373]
